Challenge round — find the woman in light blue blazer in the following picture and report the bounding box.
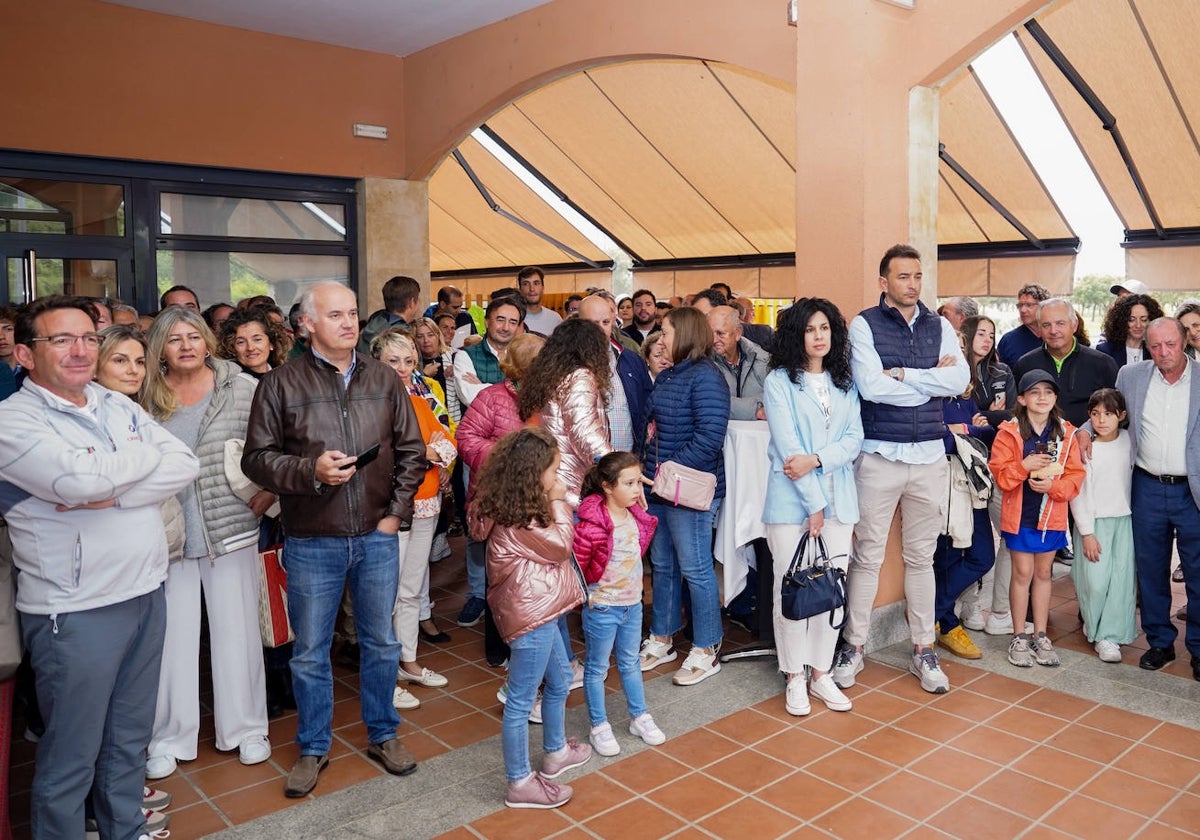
[763,298,862,717]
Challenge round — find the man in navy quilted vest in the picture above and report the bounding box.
[833,244,970,694]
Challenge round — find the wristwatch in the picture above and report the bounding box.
[887,367,902,380]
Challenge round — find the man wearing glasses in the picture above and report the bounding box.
[0,296,199,840]
[997,283,1050,369]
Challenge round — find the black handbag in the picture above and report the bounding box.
[780,532,847,628]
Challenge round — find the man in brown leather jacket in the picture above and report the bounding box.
[243,281,426,797]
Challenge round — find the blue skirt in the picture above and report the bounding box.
[1002,527,1068,554]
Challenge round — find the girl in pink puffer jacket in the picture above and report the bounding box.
[573,452,665,758]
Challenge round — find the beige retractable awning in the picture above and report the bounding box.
[937,67,1078,295]
[1018,0,1200,290]
[429,59,797,273]
[432,6,1200,294]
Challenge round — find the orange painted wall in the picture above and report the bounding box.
[2,0,407,178]
[794,0,1054,320]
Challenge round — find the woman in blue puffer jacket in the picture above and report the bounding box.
[639,307,731,686]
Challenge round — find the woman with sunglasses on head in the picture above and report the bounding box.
[140,308,271,780]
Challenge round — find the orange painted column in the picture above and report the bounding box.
[793,0,1054,613]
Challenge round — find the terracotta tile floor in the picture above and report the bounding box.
[7,541,1197,839]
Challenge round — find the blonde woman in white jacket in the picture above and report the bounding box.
[141,308,271,780]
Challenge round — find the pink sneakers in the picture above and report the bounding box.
[540,738,593,779]
[505,773,573,809]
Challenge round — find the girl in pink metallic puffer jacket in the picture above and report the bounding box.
[470,427,588,810]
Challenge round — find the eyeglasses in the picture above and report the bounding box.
[29,333,102,350]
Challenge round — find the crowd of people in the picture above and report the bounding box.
[0,249,1195,833]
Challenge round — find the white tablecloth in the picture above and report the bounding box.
[714,419,770,606]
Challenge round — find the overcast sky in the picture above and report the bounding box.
[972,35,1126,279]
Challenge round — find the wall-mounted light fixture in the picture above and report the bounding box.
[352,123,389,140]
[878,0,916,8]
[787,0,797,26]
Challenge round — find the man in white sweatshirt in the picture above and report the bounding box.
[0,296,199,840]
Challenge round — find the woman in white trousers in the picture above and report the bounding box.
[762,299,863,717]
[141,308,270,779]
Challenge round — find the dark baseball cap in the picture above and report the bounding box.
[1018,369,1059,394]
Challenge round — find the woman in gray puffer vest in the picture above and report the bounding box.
[139,308,271,780]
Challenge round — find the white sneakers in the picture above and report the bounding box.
[639,637,677,671]
[144,754,177,780]
[238,735,272,766]
[785,677,810,717]
[831,646,864,689]
[629,713,666,745]
[809,674,853,712]
[1095,640,1122,663]
[672,647,721,686]
[959,601,986,632]
[590,722,621,756]
[909,647,950,694]
[985,611,1015,635]
[786,673,853,716]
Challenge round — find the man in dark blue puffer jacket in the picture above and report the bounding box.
[833,244,970,696]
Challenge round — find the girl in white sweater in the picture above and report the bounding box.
[1070,388,1137,663]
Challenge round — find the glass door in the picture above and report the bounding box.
[3,245,130,304]
[0,172,133,304]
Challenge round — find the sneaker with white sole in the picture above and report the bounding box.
[142,808,170,833]
[672,646,720,686]
[909,647,950,694]
[496,683,542,723]
[540,738,592,779]
[145,754,176,780]
[785,676,810,716]
[238,734,271,766]
[398,666,449,687]
[1095,640,1122,663]
[1033,633,1060,667]
[831,645,864,689]
[430,533,452,562]
[505,773,572,809]
[639,637,677,671]
[393,686,421,710]
[569,658,585,690]
[809,673,853,712]
[1007,635,1035,667]
[629,713,666,745]
[142,786,172,811]
[589,722,620,756]
[985,611,1015,635]
[959,601,986,632]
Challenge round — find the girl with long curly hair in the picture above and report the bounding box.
[1097,293,1164,368]
[762,299,863,715]
[470,427,589,810]
[517,317,613,508]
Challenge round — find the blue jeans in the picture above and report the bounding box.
[22,587,165,840]
[933,507,995,632]
[465,534,487,601]
[1131,472,1200,655]
[649,501,722,650]
[284,530,401,754]
[502,620,571,781]
[582,602,647,726]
